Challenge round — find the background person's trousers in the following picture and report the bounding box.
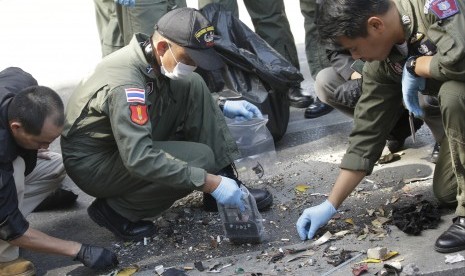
[0,153,65,262]
[94,0,187,57]
[315,66,445,142]
[433,80,465,217]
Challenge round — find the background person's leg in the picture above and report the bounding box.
[93,0,124,56]
[118,0,187,45]
[315,67,357,117]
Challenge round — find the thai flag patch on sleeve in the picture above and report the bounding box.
[125,88,146,103]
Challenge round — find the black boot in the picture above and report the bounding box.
[288,86,313,108]
[304,98,333,119]
[87,199,156,241]
[435,217,465,253]
[203,165,273,212]
[33,188,78,212]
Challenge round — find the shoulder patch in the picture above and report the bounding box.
[125,88,146,103]
[129,104,148,125]
[429,0,459,19]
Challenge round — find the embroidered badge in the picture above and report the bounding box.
[194,26,215,47]
[388,61,404,75]
[402,15,411,25]
[129,104,148,125]
[409,32,437,56]
[125,88,145,103]
[429,0,459,19]
[410,33,425,44]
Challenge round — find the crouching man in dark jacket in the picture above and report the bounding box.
[0,67,118,275]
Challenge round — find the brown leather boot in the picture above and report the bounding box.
[0,258,36,276]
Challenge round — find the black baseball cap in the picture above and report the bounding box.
[154,7,224,70]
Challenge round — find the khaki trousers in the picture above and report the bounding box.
[0,153,65,262]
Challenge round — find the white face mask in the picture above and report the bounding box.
[160,44,197,80]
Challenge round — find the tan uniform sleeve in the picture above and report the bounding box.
[340,62,404,175]
[107,85,206,189]
[428,4,465,81]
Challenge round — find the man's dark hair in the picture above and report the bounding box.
[317,0,391,48]
[8,86,64,135]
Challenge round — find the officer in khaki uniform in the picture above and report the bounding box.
[295,0,465,253]
[62,8,272,241]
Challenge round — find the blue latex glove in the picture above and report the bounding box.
[211,176,245,211]
[296,200,337,240]
[223,100,263,121]
[115,0,135,7]
[402,61,425,118]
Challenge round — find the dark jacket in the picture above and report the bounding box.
[0,67,38,241]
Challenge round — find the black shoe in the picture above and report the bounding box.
[435,217,465,253]
[87,199,156,241]
[431,142,440,164]
[288,86,313,108]
[387,112,423,154]
[386,138,405,153]
[203,166,273,212]
[304,101,333,119]
[33,188,78,212]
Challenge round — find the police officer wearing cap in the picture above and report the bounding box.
[61,7,273,241]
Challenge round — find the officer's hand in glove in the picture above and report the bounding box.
[211,176,245,211]
[75,244,119,270]
[402,57,425,118]
[114,0,135,7]
[223,100,263,121]
[296,200,337,240]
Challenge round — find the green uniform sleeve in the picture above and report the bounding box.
[107,85,206,189]
[340,62,404,175]
[428,5,465,81]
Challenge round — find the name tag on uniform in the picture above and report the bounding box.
[429,0,459,20]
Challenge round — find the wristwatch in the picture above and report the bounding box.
[406,56,420,77]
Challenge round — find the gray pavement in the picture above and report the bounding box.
[2,1,465,276]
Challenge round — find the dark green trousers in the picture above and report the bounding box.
[433,80,465,216]
[94,0,186,57]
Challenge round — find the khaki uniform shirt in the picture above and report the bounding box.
[340,0,465,174]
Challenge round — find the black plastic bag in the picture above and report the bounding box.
[198,3,304,141]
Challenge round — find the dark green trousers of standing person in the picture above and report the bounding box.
[94,0,186,57]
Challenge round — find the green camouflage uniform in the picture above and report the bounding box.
[61,34,239,221]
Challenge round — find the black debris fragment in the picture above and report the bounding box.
[392,200,440,235]
[194,261,205,272]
